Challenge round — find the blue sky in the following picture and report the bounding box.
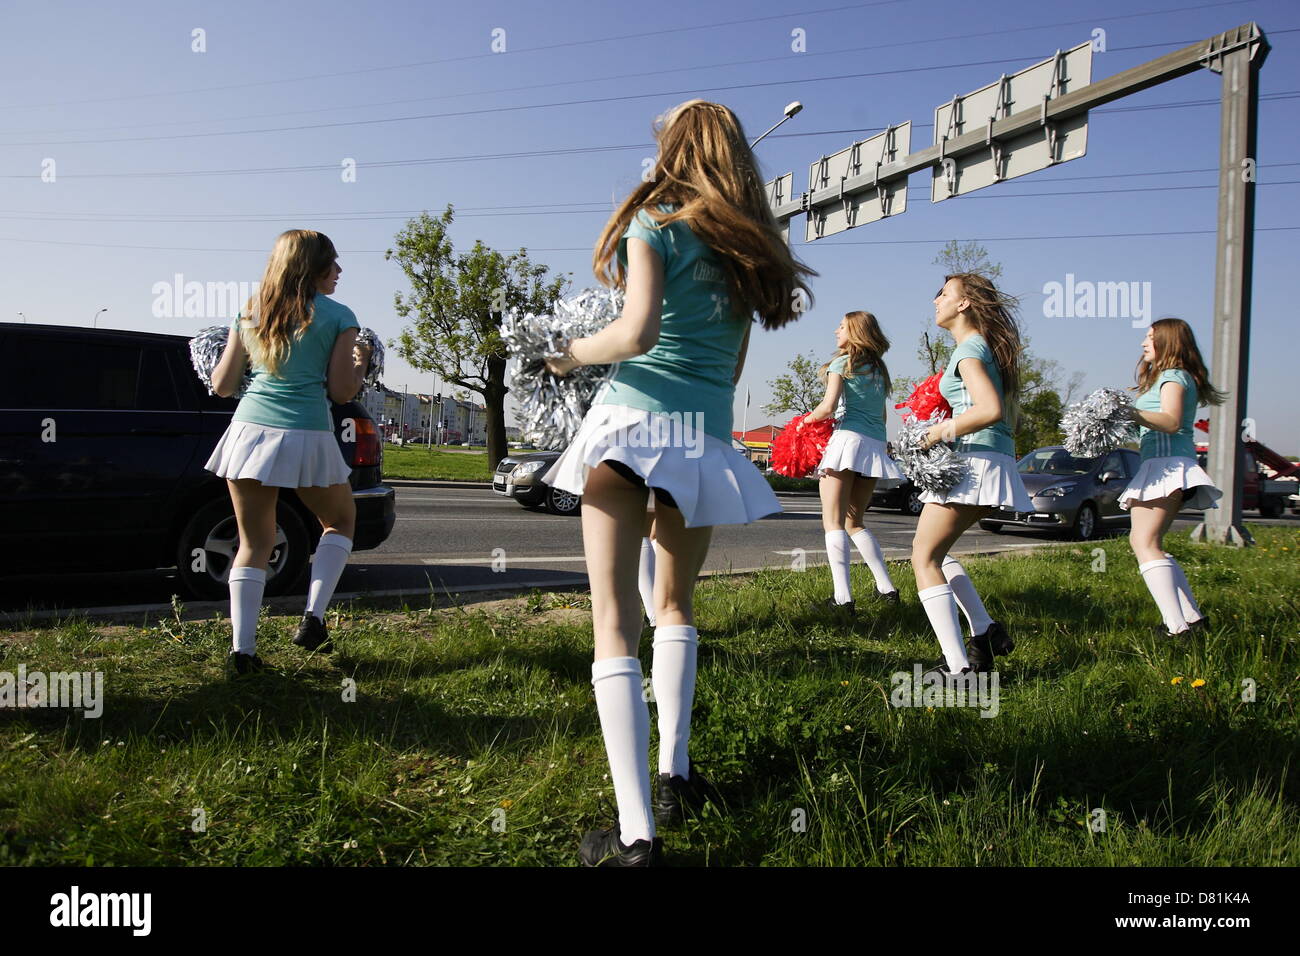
[3,0,1297,452]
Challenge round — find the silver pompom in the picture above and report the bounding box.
[502,287,623,450]
[1060,387,1137,458]
[896,412,971,496]
[189,325,250,398]
[356,327,385,389]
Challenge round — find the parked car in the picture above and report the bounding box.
[979,446,1140,540]
[871,475,924,516]
[492,450,581,515]
[0,323,396,598]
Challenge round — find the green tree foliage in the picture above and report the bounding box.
[762,350,825,417]
[387,205,569,469]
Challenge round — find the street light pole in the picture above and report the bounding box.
[750,101,803,148]
[92,307,108,328]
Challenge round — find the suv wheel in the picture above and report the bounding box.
[176,497,309,599]
[1072,502,1099,541]
[902,488,924,516]
[544,484,582,516]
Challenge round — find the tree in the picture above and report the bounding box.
[387,205,569,470]
[762,350,825,416]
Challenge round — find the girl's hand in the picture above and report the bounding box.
[921,422,949,450]
[545,344,580,378]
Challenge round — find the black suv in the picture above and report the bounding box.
[0,323,395,599]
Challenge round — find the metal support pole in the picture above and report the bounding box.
[1193,25,1268,547]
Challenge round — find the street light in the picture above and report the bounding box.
[16,312,26,323]
[92,307,108,328]
[750,101,803,148]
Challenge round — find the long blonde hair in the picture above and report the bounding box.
[240,229,337,376]
[593,99,817,331]
[819,310,891,394]
[948,272,1022,400]
[1135,317,1227,405]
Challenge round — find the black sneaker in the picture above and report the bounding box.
[877,590,901,605]
[226,651,265,679]
[1187,615,1210,632]
[654,763,721,828]
[822,597,855,617]
[923,661,977,688]
[980,621,1014,656]
[293,612,331,652]
[578,825,662,867]
[964,634,995,673]
[1150,622,1193,638]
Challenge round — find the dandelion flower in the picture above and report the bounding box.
[1171,676,1184,685]
[1192,678,1206,688]
[841,680,849,687]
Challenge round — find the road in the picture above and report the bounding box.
[2,482,1293,616]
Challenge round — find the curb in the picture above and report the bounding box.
[387,479,494,489]
[0,540,1062,629]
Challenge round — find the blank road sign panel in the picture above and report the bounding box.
[765,171,795,243]
[806,122,911,241]
[931,42,1092,202]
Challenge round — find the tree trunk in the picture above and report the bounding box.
[484,353,509,471]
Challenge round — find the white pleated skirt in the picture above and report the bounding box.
[542,403,782,528]
[816,429,904,480]
[919,450,1034,510]
[1119,455,1221,511]
[204,420,352,488]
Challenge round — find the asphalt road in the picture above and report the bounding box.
[3,482,1294,616]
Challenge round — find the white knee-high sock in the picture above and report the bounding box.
[305,532,353,621]
[1164,552,1203,623]
[652,625,698,779]
[919,583,969,671]
[941,555,993,636]
[591,657,654,845]
[850,528,895,594]
[824,531,853,604]
[229,566,266,655]
[1139,558,1189,634]
[638,537,657,627]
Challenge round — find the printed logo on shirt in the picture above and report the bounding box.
[692,260,725,284]
[706,292,732,323]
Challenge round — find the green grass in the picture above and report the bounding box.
[381,444,495,481]
[2,527,1297,865]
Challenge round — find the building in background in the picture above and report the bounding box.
[732,425,783,469]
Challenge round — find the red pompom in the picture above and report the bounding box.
[1195,418,1210,433]
[770,414,835,478]
[894,372,951,421]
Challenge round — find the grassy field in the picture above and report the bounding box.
[381,444,497,481]
[1,526,1297,866]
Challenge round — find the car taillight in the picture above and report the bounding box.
[353,417,381,467]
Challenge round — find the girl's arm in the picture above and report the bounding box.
[732,321,752,385]
[801,370,844,426]
[327,327,370,404]
[547,238,663,374]
[922,357,1002,447]
[212,323,249,399]
[1131,381,1183,434]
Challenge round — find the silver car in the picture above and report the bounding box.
[980,446,1141,540]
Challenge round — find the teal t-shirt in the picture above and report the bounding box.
[231,293,360,432]
[1134,368,1198,460]
[594,204,750,444]
[938,333,1016,456]
[828,354,887,442]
